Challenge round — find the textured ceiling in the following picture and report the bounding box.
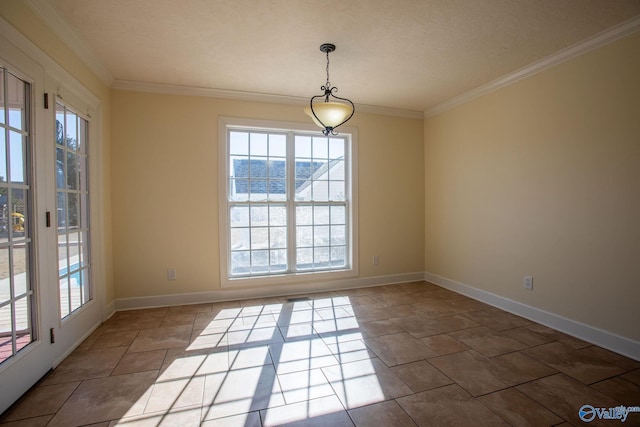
[47,0,640,113]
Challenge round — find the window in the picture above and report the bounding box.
[219,118,357,285]
[56,103,91,319]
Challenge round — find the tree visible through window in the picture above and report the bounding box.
[224,124,353,280]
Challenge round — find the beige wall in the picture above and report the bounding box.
[111,91,424,299]
[0,2,114,304]
[425,31,640,341]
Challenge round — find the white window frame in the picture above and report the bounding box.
[218,117,358,288]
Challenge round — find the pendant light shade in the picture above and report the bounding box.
[306,44,355,135]
[304,102,353,129]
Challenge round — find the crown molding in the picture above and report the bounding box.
[24,0,113,86]
[425,15,640,119]
[111,79,424,120]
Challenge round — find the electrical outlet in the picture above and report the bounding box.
[523,275,533,290]
[167,268,177,281]
[373,255,380,265]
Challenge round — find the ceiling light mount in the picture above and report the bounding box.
[319,43,336,54]
[305,43,355,136]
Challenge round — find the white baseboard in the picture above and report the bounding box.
[424,272,640,361]
[103,300,116,321]
[114,272,425,311]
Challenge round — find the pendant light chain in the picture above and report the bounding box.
[325,49,331,89]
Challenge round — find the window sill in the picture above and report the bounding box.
[221,267,358,289]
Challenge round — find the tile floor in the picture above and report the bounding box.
[1,281,639,426]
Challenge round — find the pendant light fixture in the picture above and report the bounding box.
[304,43,355,135]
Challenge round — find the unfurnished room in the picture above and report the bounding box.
[0,1,639,426]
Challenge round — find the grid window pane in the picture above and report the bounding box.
[312,137,328,158]
[314,247,330,268]
[250,133,268,156]
[314,226,329,246]
[313,206,330,225]
[330,206,345,224]
[230,228,250,250]
[329,138,344,159]
[250,227,269,250]
[296,226,313,247]
[329,181,346,201]
[229,132,249,155]
[251,250,269,271]
[270,249,287,271]
[296,206,312,225]
[331,225,346,246]
[230,206,250,227]
[269,206,286,226]
[329,160,345,180]
[250,205,268,226]
[295,136,311,158]
[270,135,286,157]
[296,248,313,270]
[270,227,287,249]
[231,251,250,274]
[331,246,346,267]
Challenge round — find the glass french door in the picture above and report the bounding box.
[0,67,35,365]
[0,32,101,415]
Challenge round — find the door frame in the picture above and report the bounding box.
[44,85,104,367]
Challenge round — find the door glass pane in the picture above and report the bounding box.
[66,151,77,189]
[67,193,79,228]
[0,303,12,364]
[0,247,8,305]
[9,131,25,183]
[0,68,34,365]
[69,271,81,312]
[0,131,6,181]
[81,269,90,304]
[11,188,27,238]
[59,277,70,319]
[0,68,4,125]
[7,72,25,131]
[14,296,31,353]
[12,246,28,296]
[80,230,89,268]
[65,111,77,148]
